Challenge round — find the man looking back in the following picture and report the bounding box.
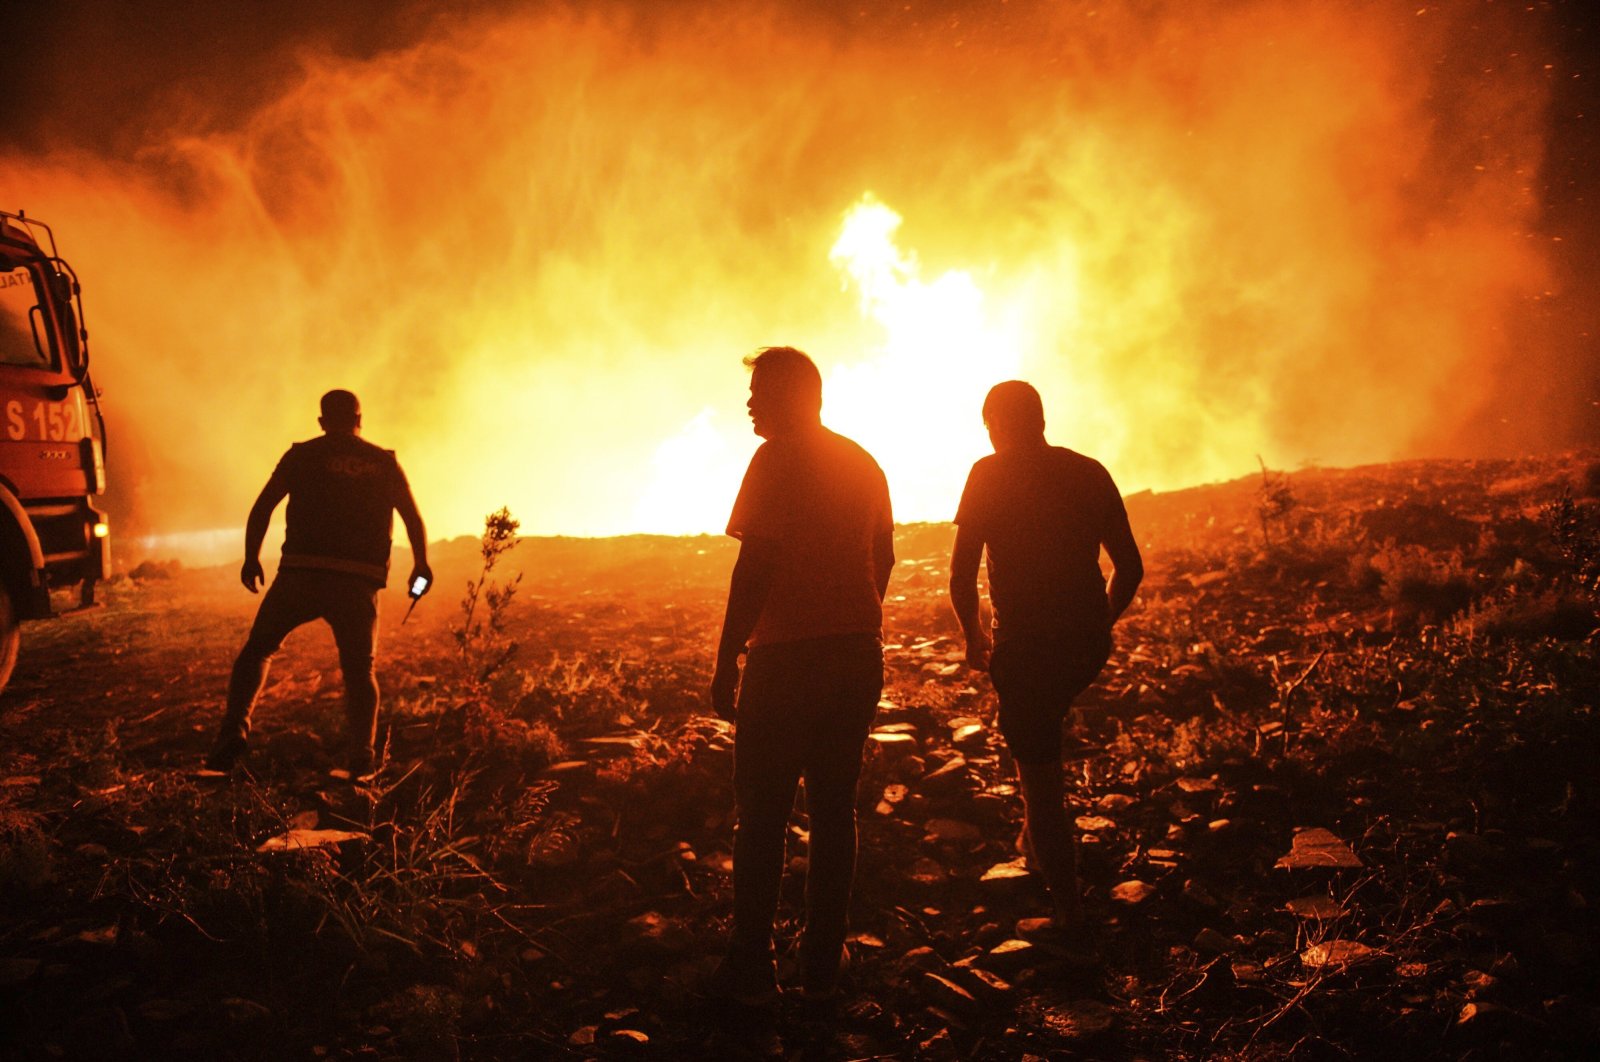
[710,346,895,1004]
[949,380,1142,935]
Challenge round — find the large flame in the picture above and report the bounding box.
[0,1,1559,547]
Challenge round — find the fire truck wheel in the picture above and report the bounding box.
[0,582,19,695]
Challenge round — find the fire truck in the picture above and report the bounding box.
[0,209,108,693]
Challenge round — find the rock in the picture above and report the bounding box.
[919,758,969,791]
[625,912,694,954]
[1181,879,1220,908]
[916,1028,959,1061]
[953,966,1015,1002]
[1176,776,1218,794]
[909,857,948,886]
[868,731,918,752]
[1275,828,1361,869]
[951,723,985,746]
[1285,895,1343,920]
[1097,793,1136,812]
[1301,940,1376,969]
[899,946,944,972]
[925,818,982,845]
[920,973,979,1016]
[256,828,369,854]
[1194,928,1234,955]
[980,859,1031,885]
[1074,815,1116,832]
[1039,999,1115,1040]
[1111,880,1156,905]
[981,939,1037,973]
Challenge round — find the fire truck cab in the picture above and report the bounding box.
[0,209,108,693]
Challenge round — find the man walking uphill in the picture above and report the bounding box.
[950,381,1142,936]
[207,390,432,780]
[710,346,895,1005]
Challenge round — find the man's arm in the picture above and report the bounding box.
[710,537,779,720]
[1102,505,1144,623]
[240,474,290,593]
[874,485,896,601]
[394,479,433,592]
[949,524,991,670]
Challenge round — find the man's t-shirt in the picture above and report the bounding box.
[955,445,1129,645]
[727,427,893,648]
[275,434,410,586]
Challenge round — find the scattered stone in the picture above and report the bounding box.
[951,723,985,746]
[1182,879,1220,908]
[256,828,369,853]
[1301,940,1376,969]
[1276,828,1361,869]
[981,939,1037,973]
[920,972,980,1016]
[1194,928,1234,955]
[1285,895,1343,920]
[924,818,982,845]
[1039,999,1115,1040]
[980,858,1031,885]
[920,758,969,791]
[909,857,949,885]
[1111,880,1156,905]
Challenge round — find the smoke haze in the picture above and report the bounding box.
[0,0,1589,542]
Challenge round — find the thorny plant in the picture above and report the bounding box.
[1543,487,1600,597]
[454,506,524,684]
[1255,455,1297,548]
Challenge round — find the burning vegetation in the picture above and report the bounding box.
[2,452,1597,1057]
[0,0,1580,544]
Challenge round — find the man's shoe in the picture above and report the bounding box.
[799,941,851,1002]
[205,738,247,772]
[706,950,780,1007]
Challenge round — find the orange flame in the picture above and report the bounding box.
[0,2,1554,545]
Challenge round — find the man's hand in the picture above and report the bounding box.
[710,655,741,722]
[964,627,993,672]
[408,560,435,596]
[240,557,265,593]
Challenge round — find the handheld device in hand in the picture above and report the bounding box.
[402,574,429,625]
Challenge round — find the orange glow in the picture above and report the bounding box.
[0,2,1554,543]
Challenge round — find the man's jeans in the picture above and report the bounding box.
[731,632,882,988]
[215,569,380,767]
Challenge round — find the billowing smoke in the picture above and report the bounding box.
[0,0,1571,545]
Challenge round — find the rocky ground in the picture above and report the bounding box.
[2,452,1598,1060]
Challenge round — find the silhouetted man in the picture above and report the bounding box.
[949,381,1142,935]
[207,390,432,780]
[710,346,894,1005]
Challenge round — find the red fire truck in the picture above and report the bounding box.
[0,209,108,693]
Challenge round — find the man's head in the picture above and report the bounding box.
[982,380,1046,451]
[319,389,362,435]
[744,346,823,439]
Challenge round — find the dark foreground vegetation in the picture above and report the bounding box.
[3,453,1599,1060]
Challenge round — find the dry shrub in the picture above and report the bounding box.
[1454,587,1597,642]
[1365,544,1476,622]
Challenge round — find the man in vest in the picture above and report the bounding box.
[950,380,1142,938]
[206,389,431,780]
[710,346,895,1004]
